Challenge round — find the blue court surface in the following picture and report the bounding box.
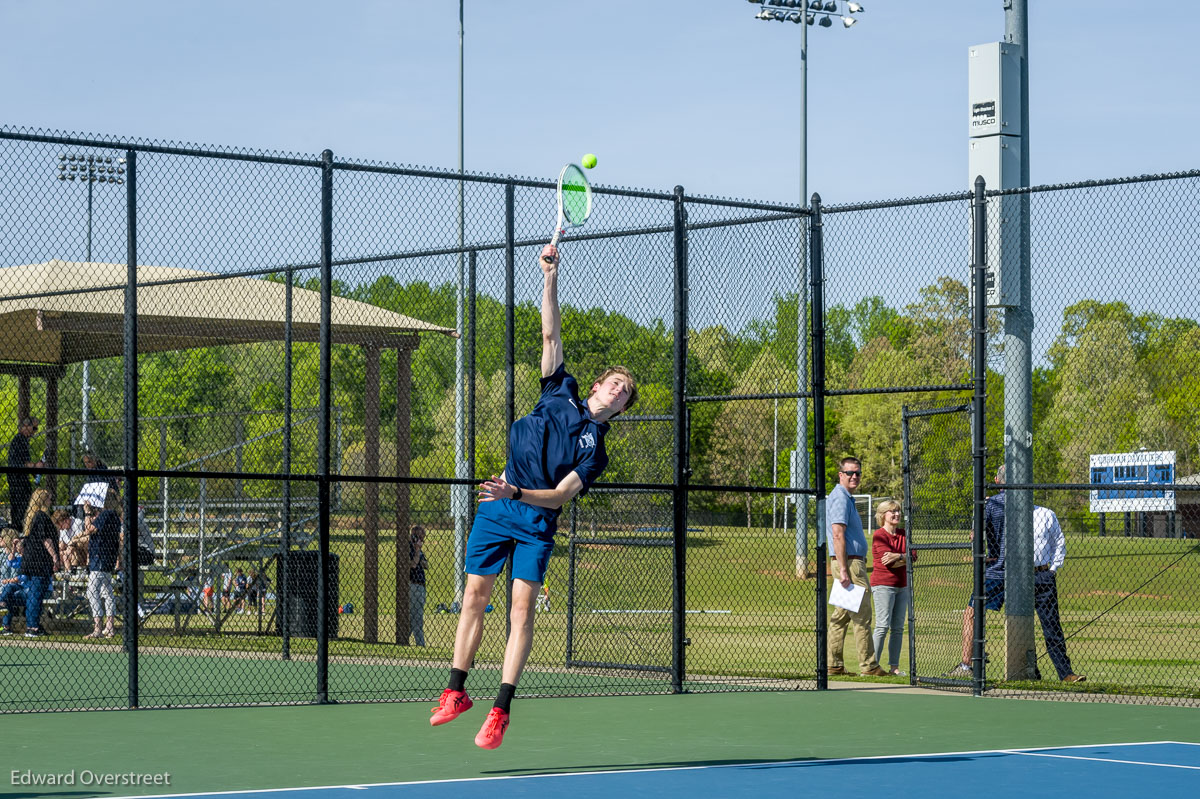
[113,742,1199,799]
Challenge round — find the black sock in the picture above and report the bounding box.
[494,683,516,713]
[448,668,468,693]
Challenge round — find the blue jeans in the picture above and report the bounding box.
[976,572,1075,680]
[23,575,49,631]
[871,585,910,669]
[0,581,25,627]
[408,583,427,646]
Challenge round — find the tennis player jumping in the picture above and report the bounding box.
[430,243,638,750]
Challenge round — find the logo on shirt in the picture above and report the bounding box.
[578,431,596,450]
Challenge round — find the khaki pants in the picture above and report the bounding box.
[828,558,877,672]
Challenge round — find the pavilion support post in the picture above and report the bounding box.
[362,344,381,643]
[17,377,29,424]
[44,374,60,501]
[394,341,414,646]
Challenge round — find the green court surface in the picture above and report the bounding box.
[6,689,1198,797]
[0,644,683,710]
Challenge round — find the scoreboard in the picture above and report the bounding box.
[1089,450,1175,513]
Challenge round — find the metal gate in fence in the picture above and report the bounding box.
[901,400,977,690]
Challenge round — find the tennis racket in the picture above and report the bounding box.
[542,163,592,264]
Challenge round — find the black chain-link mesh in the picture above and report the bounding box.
[968,176,1200,705]
[0,126,1196,711]
[900,399,975,690]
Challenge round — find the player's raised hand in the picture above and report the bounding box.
[540,244,559,271]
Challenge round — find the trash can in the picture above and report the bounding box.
[281,550,339,639]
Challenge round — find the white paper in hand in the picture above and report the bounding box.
[829,581,866,613]
[74,481,109,508]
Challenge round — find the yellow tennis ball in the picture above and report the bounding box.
[582,153,597,169]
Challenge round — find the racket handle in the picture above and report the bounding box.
[543,228,563,263]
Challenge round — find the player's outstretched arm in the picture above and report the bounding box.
[478,471,583,512]
[540,244,563,378]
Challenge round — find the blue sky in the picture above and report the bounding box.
[3,1,1196,206]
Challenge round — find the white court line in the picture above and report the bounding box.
[1007,750,1200,770]
[100,741,1194,799]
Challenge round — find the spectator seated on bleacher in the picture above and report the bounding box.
[0,574,30,634]
[0,531,21,634]
[0,536,54,635]
[131,505,155,566]
[54,510,84,573]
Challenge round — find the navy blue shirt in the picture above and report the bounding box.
[88,510,122,573]
[984,491,1005,580]
[505,364,609,526]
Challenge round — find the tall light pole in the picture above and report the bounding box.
[744,0,864,577]
[453,0,468,602]
[57,153,126,451]
[1002,0,1035,681]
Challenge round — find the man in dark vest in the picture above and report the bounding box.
[7,417,43,526]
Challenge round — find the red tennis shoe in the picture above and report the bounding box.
[429,689,473,726]
[474,708,510,749]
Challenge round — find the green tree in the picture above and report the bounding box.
[707,349,787,528]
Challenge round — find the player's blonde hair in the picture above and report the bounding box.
[590,366,639,416]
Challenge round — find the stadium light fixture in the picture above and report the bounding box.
[740,0,864,582]
[754,0,860,27]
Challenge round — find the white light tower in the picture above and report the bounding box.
[57,153,126,451]
[454,0,468,603]
[744,0,865,577]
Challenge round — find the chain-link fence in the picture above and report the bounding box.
[0,127,1196,711]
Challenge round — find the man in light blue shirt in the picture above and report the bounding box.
[826,456,885,676]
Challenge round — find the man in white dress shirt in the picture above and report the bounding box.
[951,496,1085,682]
[1029,504,1084,682]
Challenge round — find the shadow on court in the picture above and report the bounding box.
[480,752,1000,776]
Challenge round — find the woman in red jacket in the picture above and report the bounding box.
[870,499,913,675]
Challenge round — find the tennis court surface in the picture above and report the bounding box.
[106,742,1199,799]
[9,690,1200,799]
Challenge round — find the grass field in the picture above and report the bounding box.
[3,523,1196,711]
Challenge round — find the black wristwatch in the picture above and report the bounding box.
[512,486,523,501]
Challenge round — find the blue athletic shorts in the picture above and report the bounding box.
[465,499,555,583]
[973,577,1005,611]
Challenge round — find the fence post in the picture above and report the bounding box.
[901,407,916,682]
[566,503,577,666]
[809,193,827,690]
[281,271,292,660]
[122,148,139,708]
[971,175,988,697]
[671,185,689,693]
[316,149,333,704]
[503,183,516,634]
[467,249,477,540]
